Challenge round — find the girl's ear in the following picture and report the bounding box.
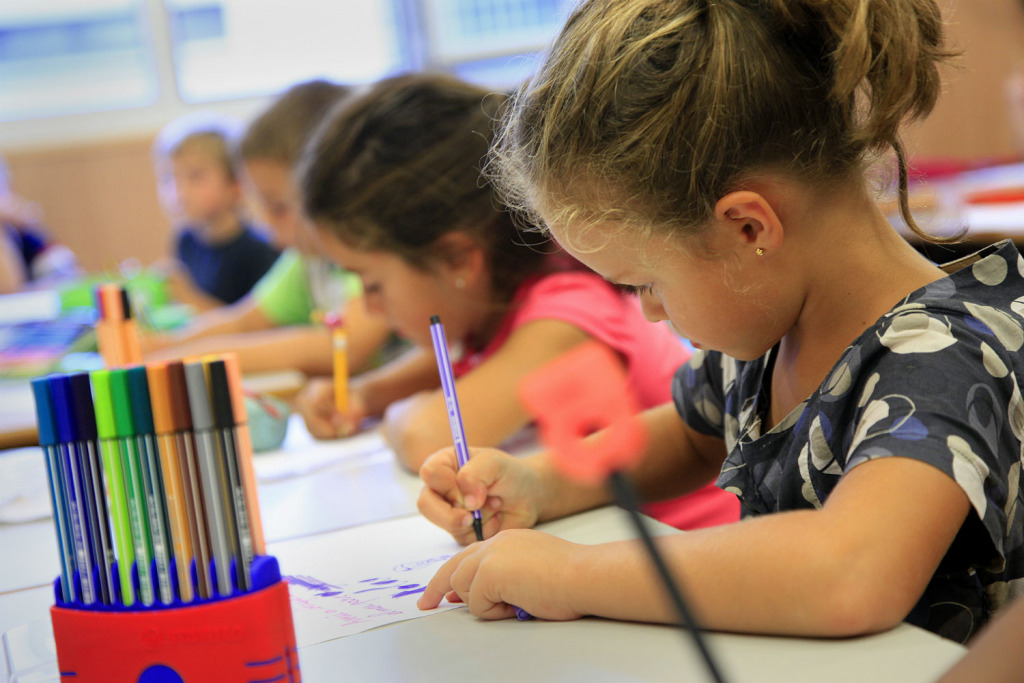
[432,232,486,279]
[713,190,784,254]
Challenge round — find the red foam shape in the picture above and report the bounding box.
[519,341,648,484]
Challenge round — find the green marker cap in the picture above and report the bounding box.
[109,369,137,438]
[125,366,155,434]
[90,369,118,440]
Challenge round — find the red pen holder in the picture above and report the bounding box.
[49,556,301,682]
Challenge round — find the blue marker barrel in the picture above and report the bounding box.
[31,376,76,603]
[49,375,97,605]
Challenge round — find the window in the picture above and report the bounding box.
[421,0,570,64]
[426,0,573,90]
[164,0,409,103]
[0,0,157,122]
[0,0,573,126]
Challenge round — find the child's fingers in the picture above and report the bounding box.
[480,506,505,540]
[422,541,516,620]
[418,548,476,610]
[297,379,342,439]
[472,597,517,621]
[303,413,338,439]
[418,448,463,498]
[454,449,513,511]
[416,485,477,544]
[334,410,363,438]
[303,396,340,438]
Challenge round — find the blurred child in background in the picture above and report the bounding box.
[0,154,79,294]
[152,112,280,310]
[144,82,392,377]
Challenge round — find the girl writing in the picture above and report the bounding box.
[417,0,1024,642]
[296,72,738,530]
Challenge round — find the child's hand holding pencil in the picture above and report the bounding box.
[295,376,369,439]
[416,446,545,547]
[298,310,367,439]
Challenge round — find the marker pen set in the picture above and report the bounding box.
[32,355,263,608]
[32,354,300,681]
[94,283,143,367]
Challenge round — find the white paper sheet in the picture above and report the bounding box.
[254,429,392,482]
[270,506,675,648]
[271,514,463,647]
[0,290,61,325]
[0,447,51,523]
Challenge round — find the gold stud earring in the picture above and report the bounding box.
[455,277,466,289]
[755,247,765,256]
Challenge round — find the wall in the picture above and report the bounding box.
[903,0,1024,160]
[4,137,168,273]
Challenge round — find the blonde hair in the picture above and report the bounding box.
[152,112,243,181]
[490,0,956,245]
[239,79,352,166]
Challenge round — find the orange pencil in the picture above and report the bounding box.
[325,313,348,414]
[312,310,349,414]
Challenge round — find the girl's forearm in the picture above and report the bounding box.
[524,453,613,522]
[566,512,890,636]
[566,457,969,637]
[354,347,440,416]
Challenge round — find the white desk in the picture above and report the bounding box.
[0,422,967,682]
[0,381,37,450]
[300,607,960,683]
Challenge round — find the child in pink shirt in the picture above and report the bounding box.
[294,72,737,530]
[451,269,735,529]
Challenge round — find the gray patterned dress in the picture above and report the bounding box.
[673,240,1024,642]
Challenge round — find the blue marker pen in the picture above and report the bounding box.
[31,377,76,604]
[428,316,483,542]
[49,375,98,605]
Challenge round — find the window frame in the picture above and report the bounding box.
[0,0,570,152]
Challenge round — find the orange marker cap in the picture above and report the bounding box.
[99,284,125,322]
[146,361,175,436]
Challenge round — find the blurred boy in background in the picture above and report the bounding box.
[152,112,280,310]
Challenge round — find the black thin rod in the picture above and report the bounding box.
[608,470,727,683]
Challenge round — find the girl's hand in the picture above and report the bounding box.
[379,391,431,449]
[417,529,584,621]
[296,377,369,439]
[417,447,543,546]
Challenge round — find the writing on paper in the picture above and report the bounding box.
[282,553,456,645]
